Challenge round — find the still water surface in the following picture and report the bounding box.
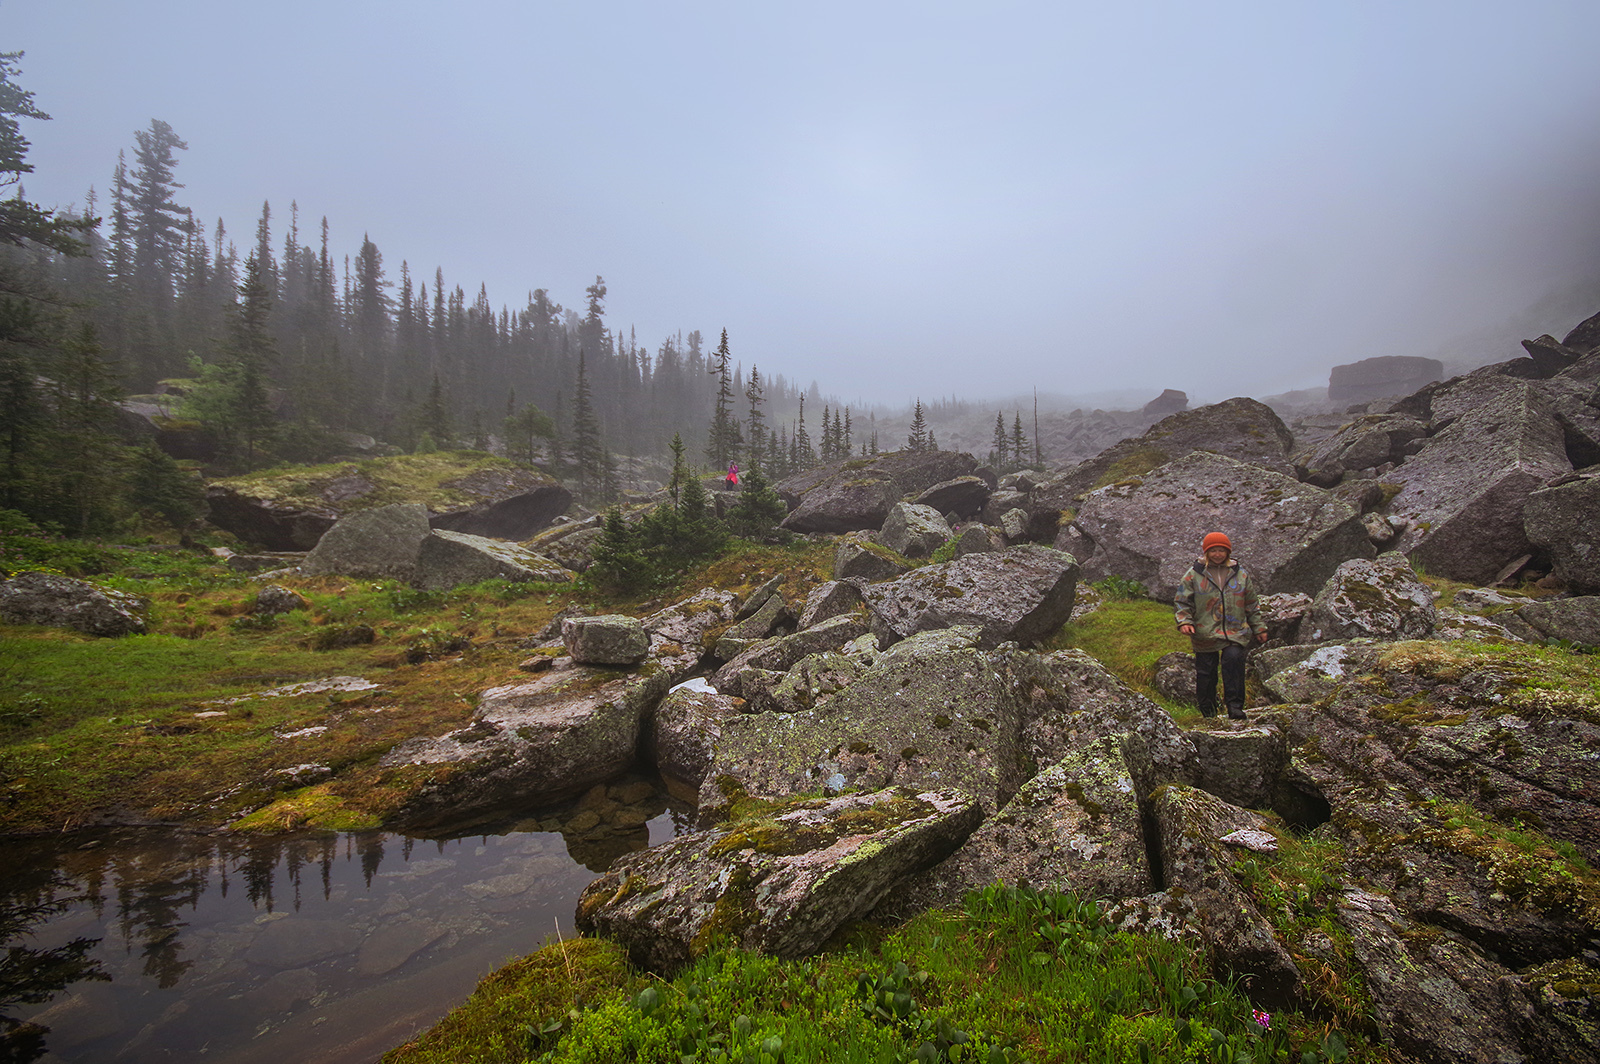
[5,794,688,1062]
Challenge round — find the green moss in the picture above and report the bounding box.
[1089,448,1170,491]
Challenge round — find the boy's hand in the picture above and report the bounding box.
[1179,624,1195,635]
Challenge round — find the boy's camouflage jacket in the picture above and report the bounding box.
[1173,558,1265,652]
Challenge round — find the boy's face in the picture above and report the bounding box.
[1205,546,1231,566]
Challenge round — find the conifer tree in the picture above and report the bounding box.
[744,365,766,467]
[991,411,1009,469]
[667,431,687,506]
[588,507,649,594]
[570,348,606,501]
[706,328,738,468]
[725,461,788,542]
[1010,412,1029,471]
[907,399,929,451]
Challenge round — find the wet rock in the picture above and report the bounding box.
[413,529,572,589]
[796,580,864,629]
[998,507,1030,540]
[953,524,1000,557]
[779,472,902,534]
[1071,451,1373,601]
[1035,649,1200,791]
[712,614,872,697]
[1298,551,1437,644]
[915,475,990,518]
[252,584,307,615]
[381,664,671,829]
[715,588,793,660]
[244,917,362,968]
[356,919,446,976]
[1258,643,1379,704]
[1186,722,1288,809]
[873,736,1153,920]
[859,545,1078,649]
[563,614,650,665]
[1293,414,1429,487]
[1257,591,1312,645]
[0,571,148,637]
[653,683,745,800]
[832,530,912,582]
[256,967,319,1011]
[1432,608,1522,642]
[1386,374,1573,584]
[1499,596,1600,647]
[877,502,952,558]
[301,502,431,580]
[1525,468,1600,593]
[1152,651,1195,705]
[641,589,742,682]
[576,787,981,972]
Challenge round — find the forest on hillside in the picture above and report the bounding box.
[0,55,955,538]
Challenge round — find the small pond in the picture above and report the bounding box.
[2,775,690,1063]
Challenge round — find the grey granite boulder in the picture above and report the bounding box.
[796,580,864,629]
[714,588,793,660]
[1328,355,1444,402]
[413,529,572,589]
[1298,551,1437,644]
[859,545,1078,649]
[712,614,872,697]
[775,449,979,512]
[915,475,990,518]
[1152,651,1196,705]
[1258,643,1380,704]
[652,681,745,801]
[877,502,952,558]
[1185,722,1289,810]
[641,588,742,682]
[0,572,148,637]
[1498,596,1600,647]
[952,524,1000,557]
[779,473,903,534]
[563,614,650,665]
[1293,414,1429,486]
[252,584,308,615]
[1071,451,1373,602]
[1034,649,1200,790]
[576,787,982,972]
[1525,468,1600,593]
[832,530,912,582]
[381,664,671,829]
[1385,374,1573,584]
[301,502,431,580]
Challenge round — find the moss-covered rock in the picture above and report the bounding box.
[860,545,1079,649]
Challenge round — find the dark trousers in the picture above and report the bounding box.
[1194,643,1246,715]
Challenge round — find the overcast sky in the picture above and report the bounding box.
[10,1,1600,407]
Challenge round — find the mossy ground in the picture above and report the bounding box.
[213,451,553,512]
[0,537,834,835]
[1044,599,1209,717]
[384,887,1384,1064]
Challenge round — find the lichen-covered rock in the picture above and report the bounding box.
[1298,551,1437,644]
[1257,591,1312,645]
[1499,596,1600,648]
[952,524,999,558]
[1028,397,1298,531]
[575,787,982,972]
[413,529,572,589]
[775,449,979,512]
[714,588,793,660]
[563,614,650,665]
[753,649,874,715]
[873,736,1153,920]
[796,580,864,629]
[1071,451,1373,601]
[641,589,741,682]
[252,584,307,615]
[1035,649,1200,791]
[700,629,1041,822]
[1433,607,1522,642]
[1152,786,1301,1004]
[0,571,148,637]
[1386,374,1573,584]
[712,614,872,697]
[1258,643,1380,704]
[1293,414,1429,486]
[1525,468,1600,593]
[877,502,952,558]
[381,663,671,829]
[779,473,902,534]
[652,682,745,800]
[301,502,431,580]
[915,475,990,518]
[998,507,1030,541]
[1152,651,1196,706]
[859,545,1078,649]
[832,530,912,582]
[1185,722,1288,809]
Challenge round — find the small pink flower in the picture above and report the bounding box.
[1252,1008,1271,1030]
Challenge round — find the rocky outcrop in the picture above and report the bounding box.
[858,546,1078,649]
[414,529,572,589]
[1142,389,1188,416]
[1526,468,1600,593]
[381,664,671,830]
[831,531,912,582]
[0,572,148,637]
[301,503,432,580]
[876,502,951,558]
[780,473,902,534]
[640,589,742,681]
[1070,451,1373,601]
[206,453,570,551]
[575,787,981,972]
[1499,597,1600,647]
[711,614,872,697]
[1328,355,1444,403]
[1027,398,1297,533]
[563,615,650,665]
[1292,414,1429,487]
[1298,552,1437,644]
[796,580,864,629]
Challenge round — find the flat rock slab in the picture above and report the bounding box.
[859,545,1079,649]
[564,614,650,665]
[1500,596,1600,647]
[413,529,572,589]
[575,787,981,972]
[1071,451,1372,602]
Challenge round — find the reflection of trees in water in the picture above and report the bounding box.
[113,851,205,990]
[0,872,109,1063]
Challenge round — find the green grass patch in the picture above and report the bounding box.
[384,887,1372,1064]
[1047,599,1189,703]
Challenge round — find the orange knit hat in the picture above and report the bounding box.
[1202,532,1232,553]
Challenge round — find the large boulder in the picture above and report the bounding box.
[832,531,912,582]
[1034,649,1200,790]
[858,546,1078,649]
[1070,451,1373,602]
[1028,398,1297,533]
[796,580,864,629]
[380,664,671,830]
[1385,374,1573,584]
[563,614,650,665]
[700,629,1045,821]
[711,614,873,698]
[1525,468,1600,593]
[413,529,572,589]
[1327,355,1444,403]
[651,681,745,801]
[1292,414,1430,487]
[1298,552,1437,644]
[301,503,432,580]
[0,572,148,637]
[575,787,981,972]
[640,588,742,681]
[876,502,952,558]
[779,473,902,534]
[914,475,990,518]
[1498,597,1600,647]
[774,449,980,510]
[206,453,570,551]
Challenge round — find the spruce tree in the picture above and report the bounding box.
[725,461,789,542]
[1010,412,1029,471]
[907,399,929,451]
[588,507,650,594]
[570,349,606,501]
[991,411,1009,469]
[706,328,738,468]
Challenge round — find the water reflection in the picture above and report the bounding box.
[0,776,688,1063]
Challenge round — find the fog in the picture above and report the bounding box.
[11,0,1600,406]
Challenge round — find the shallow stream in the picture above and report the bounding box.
[3,778,689,1062]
